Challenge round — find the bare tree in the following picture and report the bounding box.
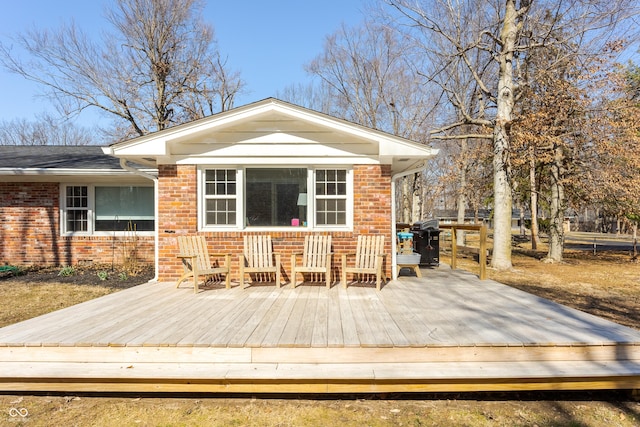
[384,0,640,270]
[306,21,435,137]
[305,20,438,224]
[277,82,337,118]
[0,0,245,139]
[0,113,95,145]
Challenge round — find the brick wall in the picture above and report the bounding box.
[0,182,154,267]
[157,164,393,283]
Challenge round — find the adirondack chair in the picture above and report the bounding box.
[341,235,387,290]
[239,234,282,289]
[176,235,231,293]
[290,235,332,288]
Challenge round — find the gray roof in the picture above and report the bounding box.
[0,145,127,170]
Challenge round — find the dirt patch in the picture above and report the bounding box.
[1,264,154,288]
[0,392,638,426]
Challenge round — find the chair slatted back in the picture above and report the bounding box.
[355,235,385,270]
[244,235,274,268]
[178,235,210,270]
[303,235,332,268]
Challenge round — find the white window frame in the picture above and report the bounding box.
[63,185,90,233]
[314,168,350,227]
[198,167,243,231]
[198,166,353,232]
[60,184,155,236]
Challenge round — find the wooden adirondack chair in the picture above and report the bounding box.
[341,235,387,290]
[176,235,231,293]
[290,235,332,288]
[239,234,281,289]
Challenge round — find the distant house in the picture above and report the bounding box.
[1,98,438,281]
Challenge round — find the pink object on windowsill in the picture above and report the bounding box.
[291,218,300,226]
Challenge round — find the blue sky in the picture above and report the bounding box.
[0,0,367,127]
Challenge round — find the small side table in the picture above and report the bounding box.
[396,263,422,278]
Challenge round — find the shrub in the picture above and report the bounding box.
[58,266,76,277]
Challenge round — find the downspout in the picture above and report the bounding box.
[119,159,159,283]
[391,163,426,280]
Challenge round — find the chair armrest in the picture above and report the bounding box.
[210,253,231,266]
[210,252,231,257]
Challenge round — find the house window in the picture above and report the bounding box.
[62,185,154,234]
[95,186,154,232]
[200,167,351,230]
[246,168,307,226]
[315,169,347,226]
[204,169,236,226]
[65,186,88,232]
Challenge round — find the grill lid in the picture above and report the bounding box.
[412,219,439,231]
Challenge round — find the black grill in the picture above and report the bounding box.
[411,220,440,267]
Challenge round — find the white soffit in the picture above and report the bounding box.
[106,99,438,169]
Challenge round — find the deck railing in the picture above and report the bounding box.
[439,224,488,280]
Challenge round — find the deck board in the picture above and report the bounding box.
[337,287,360,346]
[347,287,379,347]
[278,286,311,346]
[294,286,319,347]
[311,288,329,347]
[255,288,299,347]
[386,280,467,345]
[326,288,344,347]
[225,288,281,347]
[0,264,639,393]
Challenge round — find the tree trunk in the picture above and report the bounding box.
[456,139,467,246]
[412,173,422,222]
[518,201,525,237]
[529,147,541,250]
[547,144,565,262]
[491,0,518,270]
[402,176,412,223]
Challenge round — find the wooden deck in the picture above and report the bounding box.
[0,265,639,394]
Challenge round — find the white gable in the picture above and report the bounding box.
[104,98,438,174]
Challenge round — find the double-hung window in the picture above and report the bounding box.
[61,184,154,234]
[203,169,237,226]
[315,169,347,226]
[65,186,89,232]
[199,167,352,230]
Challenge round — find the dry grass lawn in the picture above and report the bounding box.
[0,246,639,426]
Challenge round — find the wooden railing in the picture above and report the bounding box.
[439,224,488,280]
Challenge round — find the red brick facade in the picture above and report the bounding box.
[1,164,393,282]
[0,182,154,268]
[157,164,393,282]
